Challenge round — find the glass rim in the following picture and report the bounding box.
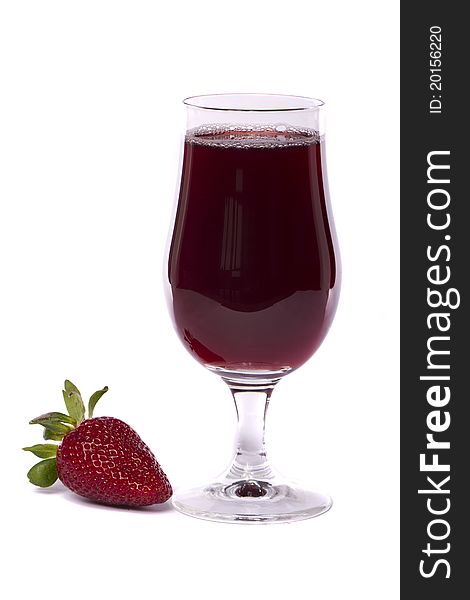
[182,93,325,113]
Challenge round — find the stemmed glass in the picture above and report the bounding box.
[166,94,340,523]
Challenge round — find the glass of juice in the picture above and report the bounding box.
[166,94,341,523]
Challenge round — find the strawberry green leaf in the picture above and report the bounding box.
[64,380,81,396]
[63,387,85,424]
[41,421,72,435]
[88,386,108,418]
[23,444,58,458]
[30,411,76,425]
[27,458,58,487]
[43,429,65,442]
[29,414,73,436]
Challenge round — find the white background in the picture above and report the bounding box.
[0,1,399,598]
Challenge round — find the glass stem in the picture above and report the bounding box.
[226,385,275,482]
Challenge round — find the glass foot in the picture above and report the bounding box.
[172,374,332,523]
[172,477,332,524]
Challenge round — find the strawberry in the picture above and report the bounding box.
[23,381,172,507]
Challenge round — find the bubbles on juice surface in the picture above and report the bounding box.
[185,125,321,149]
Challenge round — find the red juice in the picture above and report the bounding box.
[168,126,340,372]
